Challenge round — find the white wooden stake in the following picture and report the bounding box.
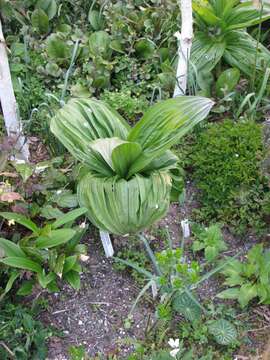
[173,0,193,97]
[0,20,29,160]
[100,230,114,258]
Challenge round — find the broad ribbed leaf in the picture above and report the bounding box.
[224,31,270,76]
[64,270,80,289]
[63,255,78,274]
[216,68,240,97]
[208,319,237,345]
[0,238,26,257]
[0,212,40,234]
[225,2,270,30]
[52,208,88,229]
[211,0,239,17]
[0,257,42,274]
[77,171,171,235]
[50,98,130,165]
[112,142,142,178]
[190,32,226,73]
[36,229,76,248]
[193,3,221,25]
[127,96,213,175]
[89,31,111,60]
[142,150,179,173]
[173,291,202,322]
[90,137,126,170]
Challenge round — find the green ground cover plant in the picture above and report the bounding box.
[190,120,269,234]
[0,300,52,360]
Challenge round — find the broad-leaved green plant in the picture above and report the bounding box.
[50,97,213,235]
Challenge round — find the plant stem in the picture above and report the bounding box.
[60,40,80,105]
[139,233,162,276]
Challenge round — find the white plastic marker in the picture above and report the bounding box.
[100,230,114,258]
[151,280,158,299]
[181,219,190,238]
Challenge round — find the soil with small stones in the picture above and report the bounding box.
[42,236,152,359]
[40,182,270,359]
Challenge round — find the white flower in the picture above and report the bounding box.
[56,190,62,194]
[168,338,179,348]
[170,349,180,358]
[168,338,180,358]
[79,221,86,229]
[8,219,15,226]
[80,254,89,262]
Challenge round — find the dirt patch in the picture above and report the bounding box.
[42,235,153,359]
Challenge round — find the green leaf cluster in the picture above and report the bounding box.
[192,223,227,262]
[0,302,51,360]
[190,120,268,234]
[218,244,270,308]
[51,96,213,235]
[0,208,88,295]
[191,0,270,80]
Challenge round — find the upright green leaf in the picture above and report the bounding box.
[1,271,20,299]
[50,98,130,165]
[90,137,126,170]
[190,32,226,73]
[64,270,80,290]
[52,208,88,229]
[31,8,49,34]
[224,31,270,77]
[225,2,270,30]
[36,229,76,248]
[127,96,213,174]
[37,0,57,20]
[112,142,142,178]
[88,9,105,30]
[216,68,240,97]
[89,31,112,59]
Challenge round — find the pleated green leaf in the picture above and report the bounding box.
[223,31,270,77]
[77,171,171,235]
[225,2,270,30]
[127,96,214,174]
[190,32,226,73]
[50,98,130,165]
[90,137,127,171]
[142,150,179,173]
[112,142,142,178]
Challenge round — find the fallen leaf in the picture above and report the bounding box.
[0,172,18,178]
[0,192,23,203]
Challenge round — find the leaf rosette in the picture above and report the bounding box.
[51,96,213,235]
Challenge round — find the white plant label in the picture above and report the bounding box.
[151,281,158,298]
[181,219,190,238]
[100,230,114,258]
